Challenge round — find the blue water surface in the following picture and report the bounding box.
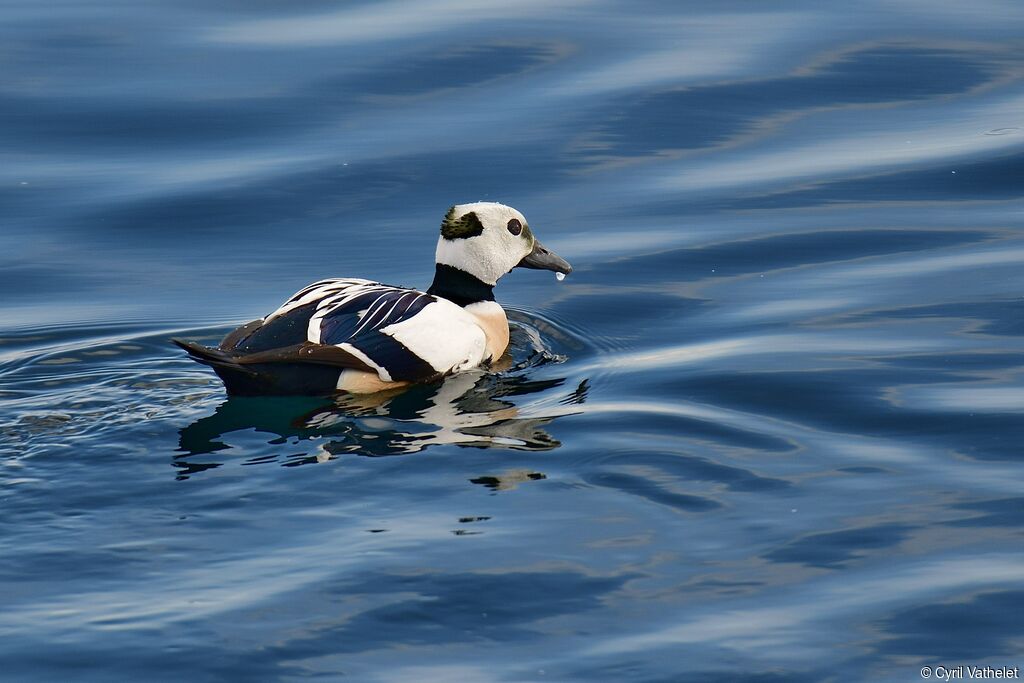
[3,1,1024,681]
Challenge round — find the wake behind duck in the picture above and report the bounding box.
[173,202,571,396]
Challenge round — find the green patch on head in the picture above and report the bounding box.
[441,206,485,240]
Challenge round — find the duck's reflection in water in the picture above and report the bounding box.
[175,365,585,476]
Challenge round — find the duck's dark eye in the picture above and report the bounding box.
[507,218,523,236]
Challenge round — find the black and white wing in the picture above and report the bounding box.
[227,278,486,383]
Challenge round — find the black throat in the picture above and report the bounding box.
[427,264,495,307]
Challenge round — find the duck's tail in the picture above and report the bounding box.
[172,338,249,371]
[172,338,265,395]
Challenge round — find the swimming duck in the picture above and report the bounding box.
[173,202,572,396]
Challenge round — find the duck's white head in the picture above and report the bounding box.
[434,202,572,286]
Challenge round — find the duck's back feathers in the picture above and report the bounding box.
[177,278,489,395]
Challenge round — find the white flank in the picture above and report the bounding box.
[464,300,509,362]
[337,343,393,382]
[381,299,486,373]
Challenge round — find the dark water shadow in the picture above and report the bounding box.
[314,569,631,652]
[318,42,564,99]
[26,568,633,682]
[597,450,793,492]
[875,589,1024,659]
[1,39,564,154]
[842,298,1024,338]
[663,368,1024,462]
[944,497,1024,528]
[720,151,1024,210]
[583,227,994,287]
[573,43,1010,165]
[763,523,915,569]
[584,470,722,513]
[90,142,565,243]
